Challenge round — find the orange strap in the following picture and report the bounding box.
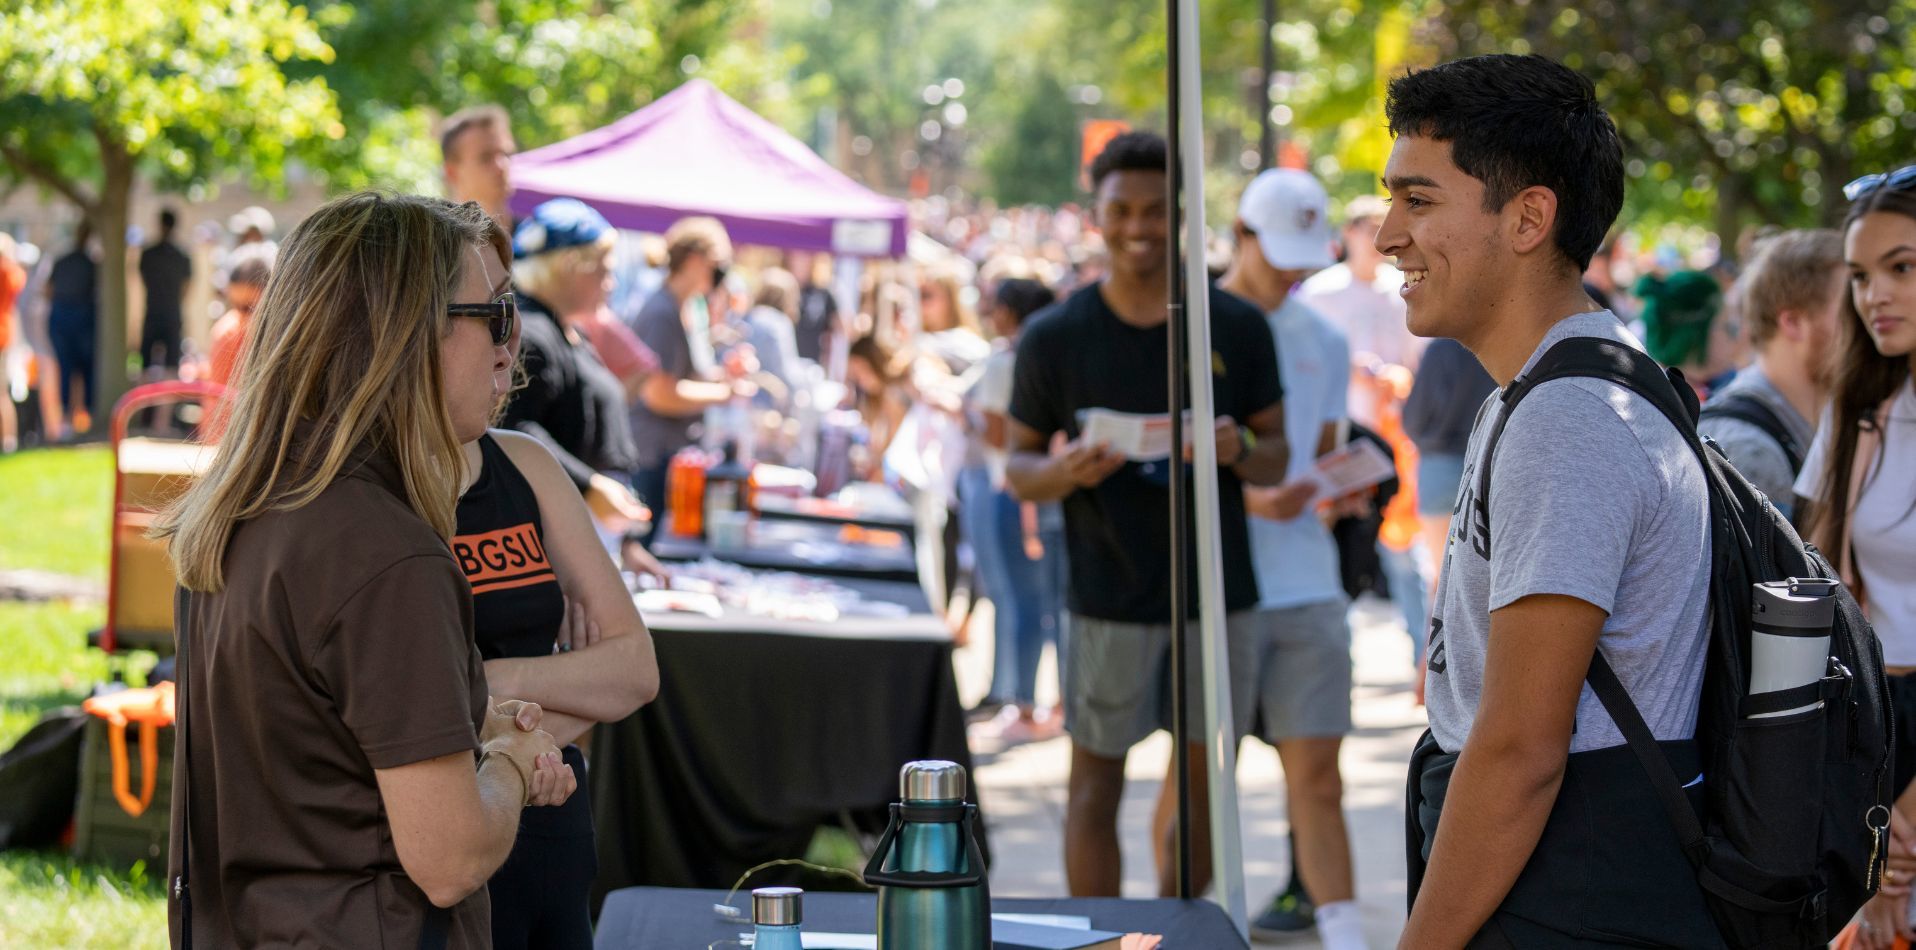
[82,682,176,818]
[103,720,160,817]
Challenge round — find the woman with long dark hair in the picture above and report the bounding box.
[1798,169,1916,948]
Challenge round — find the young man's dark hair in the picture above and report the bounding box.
[994,278,1055,326]
[159,208,179,233]
[1087,130,1168,191]
[1384,54,1623,272]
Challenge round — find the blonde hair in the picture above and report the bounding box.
[512,231,616,302]
[664,216,732,274]
[155,193,509,591]
[753,267,801,317]
[919,269,980,336]
[1732,228,1843,348]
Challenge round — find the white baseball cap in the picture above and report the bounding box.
[1237,169,1335,270]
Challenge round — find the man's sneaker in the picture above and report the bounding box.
[1249,887,1316,941]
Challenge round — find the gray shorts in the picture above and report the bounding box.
[1240,597,1353,742]
[1062,611,1262,759]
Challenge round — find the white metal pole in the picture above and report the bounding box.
[1176,0,1249,936]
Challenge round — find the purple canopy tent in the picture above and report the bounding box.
[508,79,908,258]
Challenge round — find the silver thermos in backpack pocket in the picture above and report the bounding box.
[1748,579,1838,719]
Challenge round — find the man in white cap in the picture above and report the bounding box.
[1301,194,1426,421]
[1218,168,1369,950]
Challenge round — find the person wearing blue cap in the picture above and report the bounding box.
[499,200,655,534]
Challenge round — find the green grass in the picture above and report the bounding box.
[0,446,165,950]
[0,601,121,743]
[0,445,114,583]
[0,852,168,949]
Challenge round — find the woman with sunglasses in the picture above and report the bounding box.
[157,194,577,948]
[1800,167,1916,949]
[449,239,660,949]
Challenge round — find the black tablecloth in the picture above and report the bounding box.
[595,887,1249,949]
[591,578,973,908]
[650,514,919,583]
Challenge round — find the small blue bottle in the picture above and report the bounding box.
[752,886,804,950]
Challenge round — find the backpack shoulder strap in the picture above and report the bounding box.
[1474,336,1702,556]
[1700,392,1805,474]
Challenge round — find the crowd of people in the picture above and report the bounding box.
[0,201,293,450]
[0,42,1896,950]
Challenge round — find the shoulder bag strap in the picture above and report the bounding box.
[172,587,192,949]
[1700,393,1804,474]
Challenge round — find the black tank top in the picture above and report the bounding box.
[453,435,595,851]
[455,435,566,660]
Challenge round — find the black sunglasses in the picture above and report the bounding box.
[1844,165,1916,202]
[447,291,517,346]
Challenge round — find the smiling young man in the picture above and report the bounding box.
[1382,56,1720,947]
[1005,130,1291,898]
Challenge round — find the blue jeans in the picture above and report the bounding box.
[1380,541,1428,663]
[49,304,95,413]
[959,465,1063,706]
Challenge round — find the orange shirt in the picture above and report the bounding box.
[0,256,24,350]
[207,311,249,389]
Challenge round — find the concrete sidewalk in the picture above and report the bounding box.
[953,598,1426,947]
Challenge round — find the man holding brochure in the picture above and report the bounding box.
[1217,168,1371,950]
[1005,130,1290,898]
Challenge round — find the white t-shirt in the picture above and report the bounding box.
[1794,379,1916,665]
[965,344,1017,485]
[1298,261,1426,427]
[1247,296,1350,610]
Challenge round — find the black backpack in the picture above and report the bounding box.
[1480,337,1892,948]
[1701,391,1807,476]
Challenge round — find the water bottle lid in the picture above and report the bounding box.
[899,759,966,802]
[752,886,802,926]
[1753,579,1838,630]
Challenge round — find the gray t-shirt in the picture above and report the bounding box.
[626,288,700,469]
[1697,363,1813,520]
[1426,311,1711,755]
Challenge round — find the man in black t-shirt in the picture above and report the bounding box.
[1006,131,1290,898]
[138,208,192,373]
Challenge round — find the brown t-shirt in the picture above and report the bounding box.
[169,444,492,949]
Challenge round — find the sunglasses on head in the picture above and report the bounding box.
[447,291,517,346]
[1844,164,1916,202]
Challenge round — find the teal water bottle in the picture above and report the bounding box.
[752,887,803,950]
[865,760,990,950]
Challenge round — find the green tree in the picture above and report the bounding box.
[0,0,342,419]
[1432,0,1916,244]
[299,0,769,193]
[981,72,1082,205]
